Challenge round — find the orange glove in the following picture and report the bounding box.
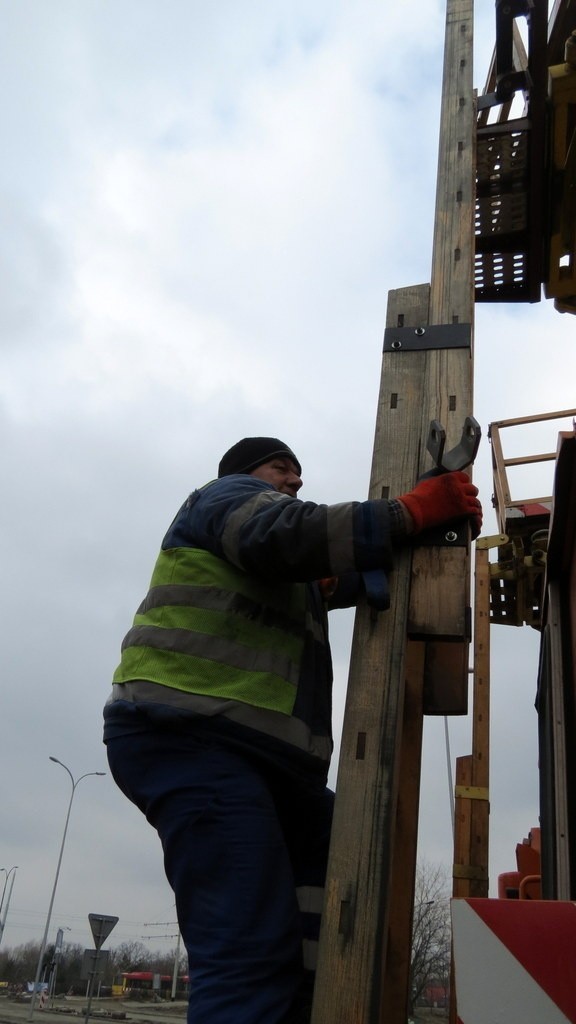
[398,471,482,538]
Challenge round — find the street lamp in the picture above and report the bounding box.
[28,758,105,1020]
[0,866,18,945]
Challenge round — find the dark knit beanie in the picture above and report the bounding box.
[218,437,301,478]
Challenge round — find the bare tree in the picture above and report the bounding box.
[107,940,151,981]
[0,941,41,985]
[409,861,451,1015]
[0,937,185,994]
[148,946,187,978]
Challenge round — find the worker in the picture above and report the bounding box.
[104,436,482,1024]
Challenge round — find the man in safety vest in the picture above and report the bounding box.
[104,436,481,1024]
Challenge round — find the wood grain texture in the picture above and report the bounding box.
[312,3,476,1020]
[311,287,430,1024]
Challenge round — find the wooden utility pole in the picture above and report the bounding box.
[311,3,475,1022]
[449,546,490,1024]
[452,543,491,903]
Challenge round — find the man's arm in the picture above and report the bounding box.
[166,475,394,583]
[165,470,481,585]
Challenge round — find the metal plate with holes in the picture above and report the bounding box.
[412,521,469,548]
[383,323,472,352]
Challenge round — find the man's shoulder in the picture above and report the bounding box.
[203,474,274,494]
[189,474,278,508]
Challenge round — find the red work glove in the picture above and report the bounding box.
[398,471,482,538]
[318,577,338,599]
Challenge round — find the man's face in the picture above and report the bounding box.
[250,456,302,497]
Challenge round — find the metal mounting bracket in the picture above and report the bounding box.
[413,519,471,549]
[383,322,471,353]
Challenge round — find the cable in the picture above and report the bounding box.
[444,716,455,837]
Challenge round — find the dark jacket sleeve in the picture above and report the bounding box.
[163,475,396,583]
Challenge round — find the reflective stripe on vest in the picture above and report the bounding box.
[113,546,309,716]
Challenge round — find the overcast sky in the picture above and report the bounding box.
[1,0,575,961]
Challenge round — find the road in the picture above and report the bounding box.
[0,997,186,1024]
[0,995,447,1024]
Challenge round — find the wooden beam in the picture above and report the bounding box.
[312,2,476,1020]
[452,755,474,900]
[311,285,430,1024]
[380,640,425,1024]
[450,754,473,1024]
[409,0,475,642]
[469,545,490,898]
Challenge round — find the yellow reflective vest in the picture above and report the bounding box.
[113,545,315,717]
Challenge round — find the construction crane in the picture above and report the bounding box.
[310,2,576,1022]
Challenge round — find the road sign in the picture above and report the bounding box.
[88,914,118,951]
[81,949,109,981]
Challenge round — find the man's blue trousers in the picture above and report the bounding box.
[106,727,334,1024]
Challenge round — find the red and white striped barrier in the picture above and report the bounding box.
[451,898,576,1024]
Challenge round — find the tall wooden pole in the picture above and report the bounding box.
[311,3,475,1022]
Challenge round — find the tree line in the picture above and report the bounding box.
[0,939,186,996]
[0,863,451,1009]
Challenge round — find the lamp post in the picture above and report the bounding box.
[0,866,18,945]
[28,758,105,1020]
